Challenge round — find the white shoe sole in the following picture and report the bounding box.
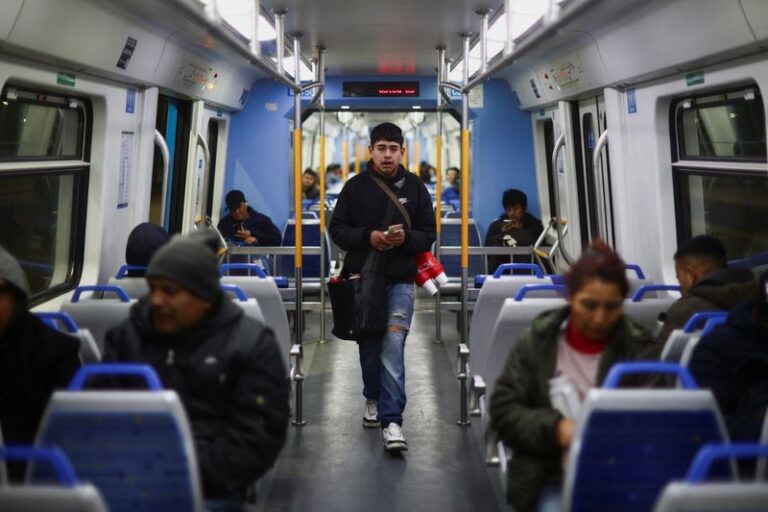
[384,440,408,452]
[363,418,381,428]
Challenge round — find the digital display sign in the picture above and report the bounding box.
[343,81,420,98]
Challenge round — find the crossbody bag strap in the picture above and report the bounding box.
[371,173,412,231]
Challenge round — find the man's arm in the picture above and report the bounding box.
[329,185,371,251]
[252,214,282,246]
[196,329,291,498]
[401,184,436,254]
[217,216,236,241]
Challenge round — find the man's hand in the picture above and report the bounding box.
[501,220,522,232]
[370,230,394,251]
[385,225,406,247]
[555,418,575,448]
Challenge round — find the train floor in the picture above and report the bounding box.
[255,308,506,512]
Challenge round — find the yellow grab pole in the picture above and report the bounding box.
[403,144,408,171]
[413,138,421,174]
[319,134,326,233]
[354,140,361,175]
[461,128,469,269]
[435,134,442,233]
[342,138,349,182]
[294,128,303,264]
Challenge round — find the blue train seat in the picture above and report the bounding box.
[107,265,150,298]
[60,286,134,353]
[277,219,331,280]
[438,218,485,293]
[0,446,107,512]
[564,363,730,512]
[34,312,101,363]
[623,284,682,334]
[34,364,204,512]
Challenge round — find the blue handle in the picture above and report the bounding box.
[475,275,487,288]
[72,285,130,303]
[624,264,646,280]
[68,364,163,391]
[115,265,147,279]
[686,443,768,482]
[274,276,289,288]
[702,316,727,336]
[0,446,79,486]
[683,312,728,333]
[630,284,681,302]
[513,284,566,301]
[220,284,249,301]
[219,263,266,278]
[35,312,80,333]
[602,362,698,389]
[493,263,544,278]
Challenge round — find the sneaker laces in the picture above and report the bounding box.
[386,422,403,439]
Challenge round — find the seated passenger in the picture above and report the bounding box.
[489,241,659,512]
[124,222,170,277]
[484,188,544,274]
[441,166,460,205]
[655,235,755,345]
[104,232,290,503]
[302,168,320,200]
[217,189,282,247]
[689,270,768,443]
[325,163,342,188]
[0,245,81,481]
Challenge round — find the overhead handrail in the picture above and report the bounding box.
[592,129,610,241]
[72,285,131,303]
[683,311,728,333]
[438,82,461,106]
[154,129,170,228]
[196,133,211,222]
[68,363,164,391]
[550,134,575,266]
[603,362,698,389]
[630,284,681,302]
[513,284,566,301]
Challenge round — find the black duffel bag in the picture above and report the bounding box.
[328,250,388,341]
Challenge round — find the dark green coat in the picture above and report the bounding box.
[489,306,660,511]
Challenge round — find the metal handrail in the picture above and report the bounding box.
[154,130,170,227]
[592,129,609,241]
[196,133,211,221]
[550,134,575,266]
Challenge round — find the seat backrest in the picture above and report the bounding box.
[564,384,729,512]
[220,275,290,364]
[439,218,484,278]
[107,277,149,299]
[61,289,133,354]
[34,312,102,363]
[479,294,566,395]
[35,368,204,512]
[278,219,331,278]
[661,330,697,364]
[623,285,682,333]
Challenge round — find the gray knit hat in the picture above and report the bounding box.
[146,231,220,301]
[0,245,30,299]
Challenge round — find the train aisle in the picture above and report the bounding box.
[258,310,504,512]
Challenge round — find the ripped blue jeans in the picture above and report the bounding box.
[357,283,415,427]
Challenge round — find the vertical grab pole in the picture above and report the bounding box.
[274,9,286,75]
[249,0,260,56]
[342,128,349,182]
[317,46,328,343]
[292,33,306,427]
[458,33,472,427]
[434,46,446,344]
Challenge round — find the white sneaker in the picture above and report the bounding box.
[362,399,379,428]
[382,422,407,451]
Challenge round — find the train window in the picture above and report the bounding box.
[0,86,89,304]
[672,86,768,260]
[0,88,85,160]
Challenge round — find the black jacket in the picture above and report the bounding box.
[330,164,436,283]
[0,310,81,481]
[689,301,768,442]
[484,212,544,274]
[104,294,290,501]
[217,207,282,246]
[656,267,756,345]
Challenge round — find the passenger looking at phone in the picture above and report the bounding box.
[489,241,659,512]
[217,189,282,247]
[330,122,436,452]
[484,188,543,274]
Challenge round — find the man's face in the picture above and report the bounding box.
[302,173,316,189]
[675,260,696,295]
[148,277,212,335]
[446,169,459,185]
[0,281,17,335]
[506,204,525,223]
[230,202,249,222]
[369,139,404,177]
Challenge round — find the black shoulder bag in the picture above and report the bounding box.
[328,174,411,341]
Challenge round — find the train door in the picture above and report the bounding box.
[577,96,615,246]
[532,103,582,267]
[200,108,229,224]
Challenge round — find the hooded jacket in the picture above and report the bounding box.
[656,267,756,345]
[489,306,659,511]
[689,300,768,441]
[104,294,290,501]
[330,163,436,284]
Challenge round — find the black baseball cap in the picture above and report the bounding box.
[225,190,246,210]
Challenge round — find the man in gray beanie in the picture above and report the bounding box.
[104,231,290,505]
[0,245,81,481]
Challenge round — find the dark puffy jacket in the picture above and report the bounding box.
[0,310,81,481]
[689,301,768,441]
[656,267,756,345]
[484,212,544,274]
[104,294,290,501]
[217,206,282,246]
[489,306,659,511]
[330,164,436,284]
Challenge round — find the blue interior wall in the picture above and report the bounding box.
[224,76,535,238]
[471,79,536,238]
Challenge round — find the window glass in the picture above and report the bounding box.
[680,97,766,160]
[0,96,84,159]
[680,172,768,260]
[0,172,85,296]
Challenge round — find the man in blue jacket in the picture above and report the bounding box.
[217,190,282,247]
[330,122,436,452]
